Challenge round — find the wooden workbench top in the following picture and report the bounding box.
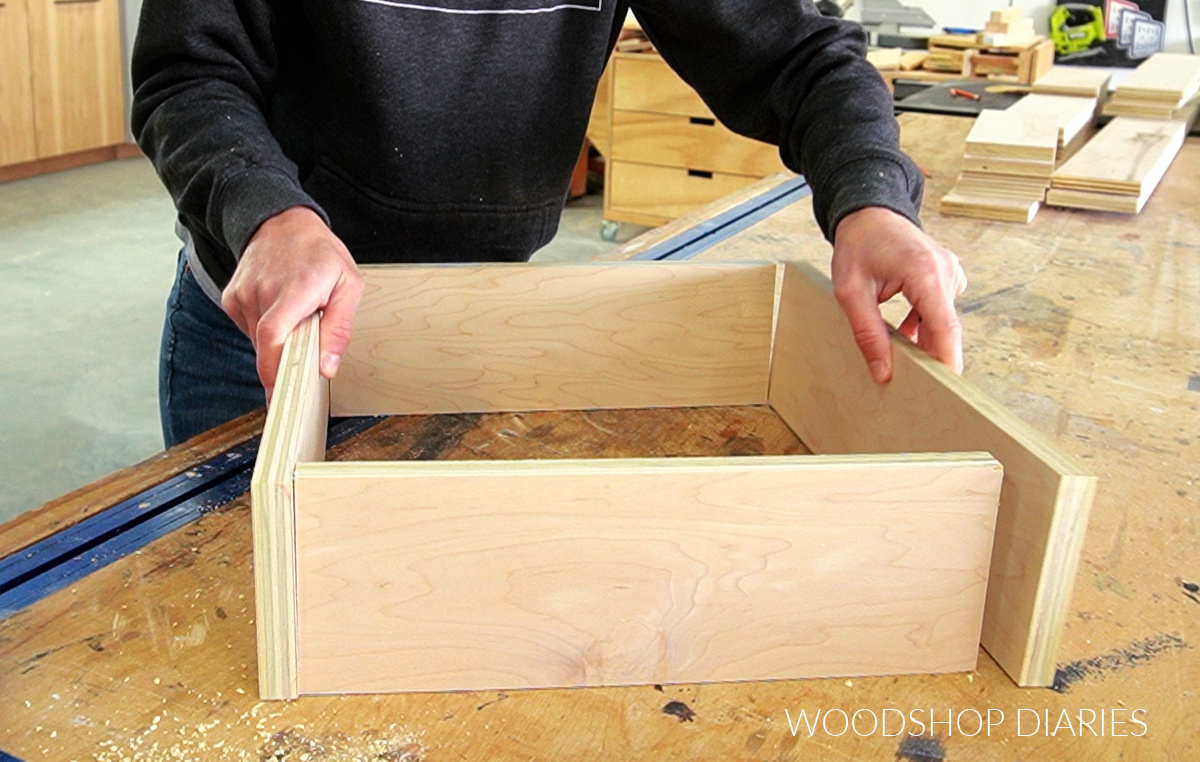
[1,113,1197,760]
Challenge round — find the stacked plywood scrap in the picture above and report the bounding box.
[978,7,1036,48]
[1103,53,1200,119]
[941,110,1058,223]
[1007,93,1098,154]
[1046,103,1199,214]
[1032,66,1113,99]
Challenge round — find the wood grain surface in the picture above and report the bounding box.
[0,0,37,166]
[1050,116,1190,207]
[250,314,327,699]
[1007,93,1097,148]
[332,263,777,416]
[611,53,711,119]
[610,111,783,177]
[1031,65,1112,98]
[964,110,1059,162]
[293,455,1001,694]
[768,263,1096,687]
[26,0,124,157]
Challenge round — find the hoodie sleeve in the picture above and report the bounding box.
[629,0,923,241]
[130,0,326,263]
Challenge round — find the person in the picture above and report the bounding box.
[132,0,966,448]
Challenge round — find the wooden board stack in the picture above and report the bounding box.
[1046,105,1198,214]
[923,40,970,73]
[979,7,1036,48]
[941,109,1058,223]
[866,47,902,70]
[1032,66,1113,99]
[1102,53,1200,119]
[1007,93,1098,153]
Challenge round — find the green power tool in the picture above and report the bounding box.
[1051,4,1106,55]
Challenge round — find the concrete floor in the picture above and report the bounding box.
[0,157,646,525]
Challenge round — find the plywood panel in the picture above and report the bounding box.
[0,0,37,166]
[1007,93,1097,147]
[964,109,1058,161]
[331,263,777,416]
[1050,116,1189,203]
[1044,186,1142,213]
[26,0,124,157]
[250,314,328,699]
[611,53,711,118]
[611,111,783,177]
[607,160,761,224]
[1109,52,1200,106]
[960,154,1054,177]
[940,191,1040,222]
[767,263,1095,687]
[294,454,1002,694]
[1031,65,1112,97]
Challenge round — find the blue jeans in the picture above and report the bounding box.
[159,253,264,447]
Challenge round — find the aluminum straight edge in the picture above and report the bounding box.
[630,175,811,261]
[0,416,383,621]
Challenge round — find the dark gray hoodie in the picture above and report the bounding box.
[132,0,923,298]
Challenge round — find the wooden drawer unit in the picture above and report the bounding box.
[607,161,761,227]
[611,54,711,118]
[611,111,785,178]
[603,52,784,228]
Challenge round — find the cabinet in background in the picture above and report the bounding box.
[598,52,786,229]
[0,0,38,166]
[1,0,127,180]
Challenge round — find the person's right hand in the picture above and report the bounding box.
[221,206,364,398]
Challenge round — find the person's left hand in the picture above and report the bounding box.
[830,206,967,384]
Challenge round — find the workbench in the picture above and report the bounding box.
[1,112,1197,760]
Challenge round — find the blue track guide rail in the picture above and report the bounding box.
[0,416,382,621]
[630,175,810,261]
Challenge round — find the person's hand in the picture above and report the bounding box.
[830,206,966,384]
[221,206,364,397]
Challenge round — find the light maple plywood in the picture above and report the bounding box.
[607,160,761,224]
[1044,186,1142,214]
[899,50,928,70]
[611,53,711,119]
[1007,93,1097,147]
[26,0,124,157]
[0,0,37,166]
[610,111,783,177]
[1109,52,1200,106]
[1031,65,1112,98]
[1102,92,1200,120]
[960,154,1054,177]
[331,263,777,416]
[250,314,328,700]
[767,263,1096,687]
[1051,116,1189,202]
[940,192,1040,222]
[965,109,1058,161]
[865,47,902,70]
[954,170,1048,199]
[293,455,1003,695]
